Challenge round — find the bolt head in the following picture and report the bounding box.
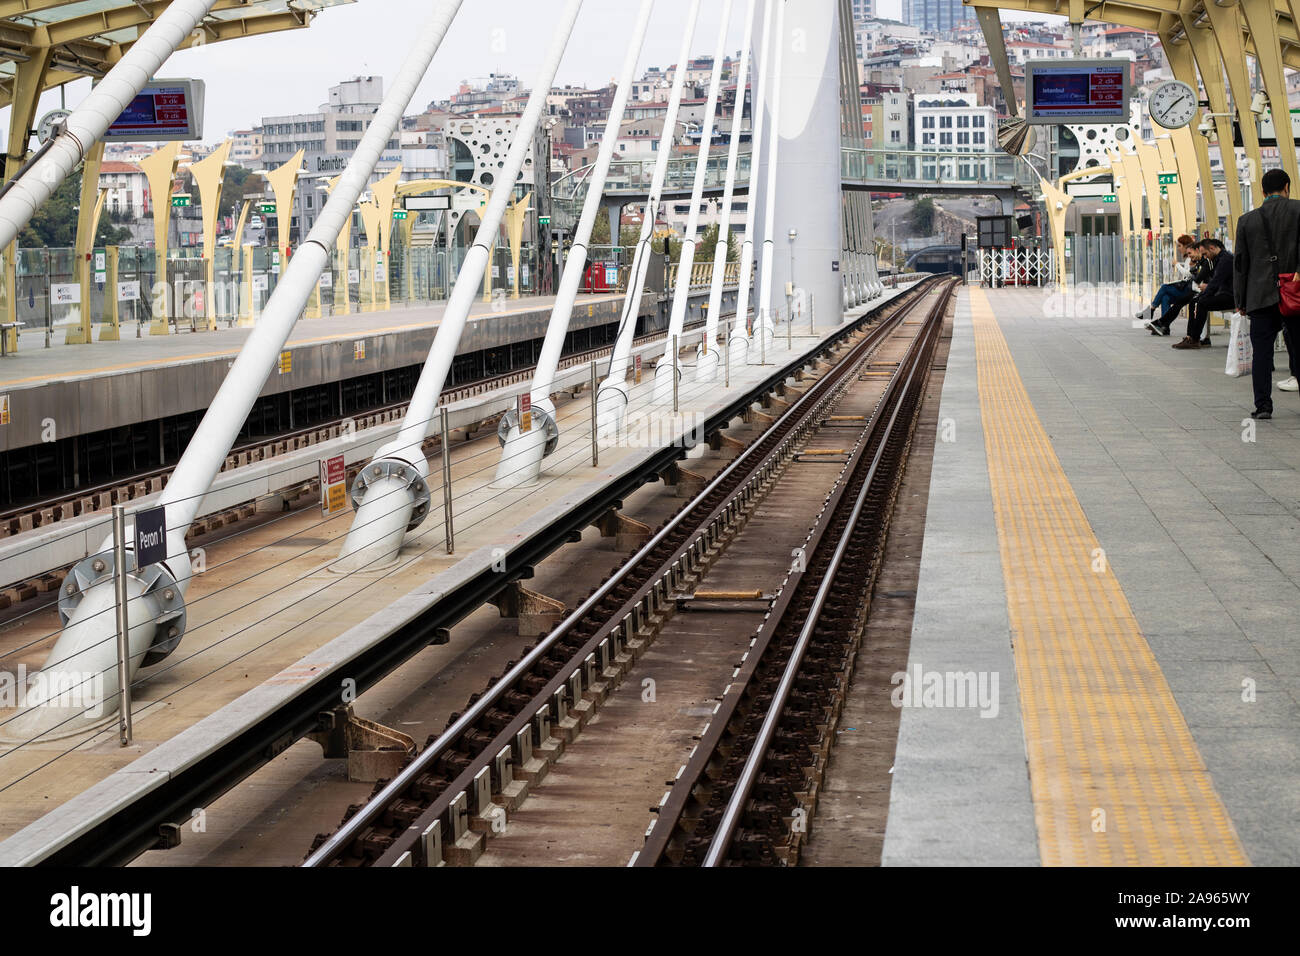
[92,559,106,573]
[163,588,175,601]
[167,626,179,638]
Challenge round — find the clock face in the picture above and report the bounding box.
[36,109,71,146]
[1149,81,1197,130]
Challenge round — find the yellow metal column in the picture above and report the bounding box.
[1238,0,1299,186]
[1155,137,1187,239]
[3,50,53,350]
[1133,138,1164,236]
[1185,19,1244,231]
[372,166,401,313]
[189,139,232,332]
[1201,1,1263,206]
[358,200,380,313]
[237,244,255,326]
[99,245,121,340]
[1039,175,1072,286]
[139,142,180,335]
[67,140,107,345]
[1162,30,1220,235]
[504,191,532,299]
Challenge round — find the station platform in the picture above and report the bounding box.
[882,285,1300,867]
[0,291,656,451]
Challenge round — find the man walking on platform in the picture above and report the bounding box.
[1174,239,1233,349]
[1233,167,1300,420]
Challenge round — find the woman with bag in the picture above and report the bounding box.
[1232,168,1300,419]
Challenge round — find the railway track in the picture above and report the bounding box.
[302,277,951,868]
[633,280,951,866]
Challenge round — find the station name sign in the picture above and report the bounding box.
[1025,59,1128,125]
[104,79,205,141]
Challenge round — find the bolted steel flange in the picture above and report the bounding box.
[348,457,432,532]
[58,548,188,666]
[496,402,560,458]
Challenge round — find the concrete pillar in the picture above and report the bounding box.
[749,0,843,325]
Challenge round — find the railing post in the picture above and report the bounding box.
[112,504,133,746]
[672,333,679,414]
[724,317,730,388]
[589,360,599,468]
[440,406,454,555]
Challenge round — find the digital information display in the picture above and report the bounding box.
[1025,59,1128,125]
[104,79,205,141]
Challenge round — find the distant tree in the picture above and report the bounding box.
[909,197,936,234]
[17,166,129,247]
[218,165,253,220]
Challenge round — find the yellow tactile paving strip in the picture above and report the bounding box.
[969,289,1247,866]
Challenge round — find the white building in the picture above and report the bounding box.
[98,161,150,218]
[913,91,995,178]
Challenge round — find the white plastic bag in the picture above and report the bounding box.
[1226,313,1253,377]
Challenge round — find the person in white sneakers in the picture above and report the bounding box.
[1137,235,1198,335]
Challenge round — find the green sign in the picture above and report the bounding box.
[538,215,550,226]
[1157,172,1178,185]
[392,210,408,220]
[258,203,275,214]
[1102,195,1116,203]
[171,194,191,208]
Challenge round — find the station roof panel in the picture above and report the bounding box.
[0,0,353,107]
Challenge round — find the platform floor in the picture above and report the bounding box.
[0,292,623,388]
[882,286,1300,866]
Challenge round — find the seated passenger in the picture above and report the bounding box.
[1139,234,1197,336]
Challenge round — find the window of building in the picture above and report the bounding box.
[922,116,934,129]
[940,116,952,128]
[957,116,969,128]
[957,132,969,144]
[940,132,952,145]
[973,131,985,145]
[973,115,985,128]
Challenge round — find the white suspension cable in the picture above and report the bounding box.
[651,0,735,405]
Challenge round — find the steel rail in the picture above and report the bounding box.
[702,281,949,865]
[632,278,954,867]
[304,279,941,867]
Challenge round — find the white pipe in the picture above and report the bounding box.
[652,0,734,405]
[697,0,757,384]
[19,0,468,730]
[339,0,585,567]
[596,0,703,440]
[731,0,777,368]
[493,0,656,490]
[0,0,223,250]
[752,0,787,362]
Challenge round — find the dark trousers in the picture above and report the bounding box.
[1152,281,1193,318]
[1188,291,1235,341]
[1248,306,1300,413]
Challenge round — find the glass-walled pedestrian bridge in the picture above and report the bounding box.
[551,146,1040,224]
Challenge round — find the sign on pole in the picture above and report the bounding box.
[171,194,192,208]
[392,210,408,220]
[320,455,348,516]
[134,506,168,567]
[518,393,532,433]
[634,354,643,384]
[51,283,80,305]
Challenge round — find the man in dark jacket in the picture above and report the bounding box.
[1174,238,1233,349]
[1233,167,1300,419]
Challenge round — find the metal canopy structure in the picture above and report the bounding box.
[969,0,1300,228]
[1,0,353,175]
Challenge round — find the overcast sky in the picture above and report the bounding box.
[17,0,1049,150]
